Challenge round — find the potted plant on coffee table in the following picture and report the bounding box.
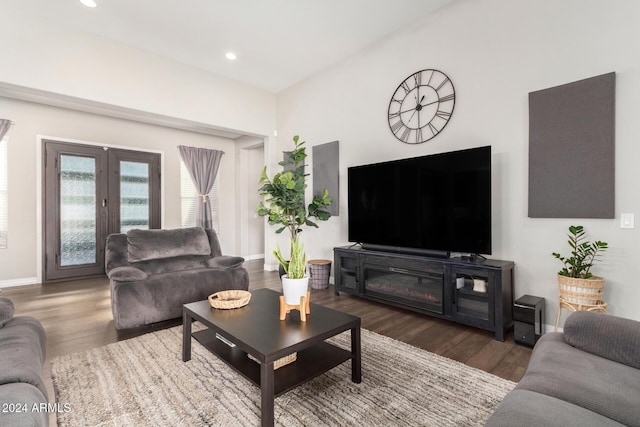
[273,236,308,306]
[552,225,609,311]
[257,134,332,279]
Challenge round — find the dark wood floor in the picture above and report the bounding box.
[3,259,530,422]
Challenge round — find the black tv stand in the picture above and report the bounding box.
[333,245,515,341]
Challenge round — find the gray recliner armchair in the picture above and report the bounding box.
[105,227,249,329]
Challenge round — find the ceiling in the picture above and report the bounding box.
[8,0,455,93]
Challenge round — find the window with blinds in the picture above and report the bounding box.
[179,160,219,231]
[0,135,7,248]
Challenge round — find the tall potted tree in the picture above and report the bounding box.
[257,135,332,302]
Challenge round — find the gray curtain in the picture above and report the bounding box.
[0,120,11,140]
[178,145,224,229]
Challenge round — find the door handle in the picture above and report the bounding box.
[102,198,107,208]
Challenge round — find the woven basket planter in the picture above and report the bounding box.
[557,274,605,305]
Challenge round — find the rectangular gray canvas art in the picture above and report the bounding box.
[528,72,615,218]
[312,141,339,216]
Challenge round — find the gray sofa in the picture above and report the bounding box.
[0,298,48,427]
[486,311,640,427]
[106,227,249,329]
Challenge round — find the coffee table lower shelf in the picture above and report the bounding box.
[192,329,352,397]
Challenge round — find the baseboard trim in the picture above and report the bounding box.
[0,277,39,289]
[263,263,278,272]
[243,254,264,261]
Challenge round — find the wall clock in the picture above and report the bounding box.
[388,69,455,144]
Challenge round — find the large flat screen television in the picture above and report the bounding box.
[348,146,492,256]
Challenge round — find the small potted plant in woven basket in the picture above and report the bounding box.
[552,225,608,306]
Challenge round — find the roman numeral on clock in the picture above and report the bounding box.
[436,110,451,119]
[400,126,411,141]
[413,71,422,88]
[439,94,455,103]
[390,120,404,134]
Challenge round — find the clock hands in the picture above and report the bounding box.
[420,98,441,108]
[406,95,425,124]
[402,95,428,122]
[401,96,443,115]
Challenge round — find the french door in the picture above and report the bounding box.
[43,140,161,281]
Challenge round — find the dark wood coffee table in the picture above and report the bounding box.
[182,288,361,427]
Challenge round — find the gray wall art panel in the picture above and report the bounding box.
[313,141,339,216]
[528,72,615,218]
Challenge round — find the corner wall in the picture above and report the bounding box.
[275,0,640,324]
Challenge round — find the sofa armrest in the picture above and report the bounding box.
[207,256,245,270]
[0,298,15,328]
[106,266,149,282]
[105,233,130,273]
[563,311,640,369]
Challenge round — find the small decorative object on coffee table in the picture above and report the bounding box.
[208,290,251,309]
[279,291,311,321]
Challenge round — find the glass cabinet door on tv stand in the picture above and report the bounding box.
[449,267,495,330]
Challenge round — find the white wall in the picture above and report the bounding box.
[235,136,266,259]
[0,97,239,284]
[0,14,276,137]
[275,0,640,324]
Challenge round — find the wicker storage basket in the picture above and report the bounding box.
[208,290,251,309]
[308,259,332,290]
[557,275,605,305]
[248,352,297,370]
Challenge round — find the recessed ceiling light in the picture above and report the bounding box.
[80,0,97,7]
[225,52,237,61]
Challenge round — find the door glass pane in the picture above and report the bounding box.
[60,155,96,266]
[120,161,149,233]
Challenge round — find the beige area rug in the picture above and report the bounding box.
[51,325,515,426]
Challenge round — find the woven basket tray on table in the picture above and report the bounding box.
[208,290,251,309]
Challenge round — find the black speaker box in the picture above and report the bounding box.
[514,295,545,347]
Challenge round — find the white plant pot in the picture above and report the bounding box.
[282,275,309,305]
[473,279,487,293]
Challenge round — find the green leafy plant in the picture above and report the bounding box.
[257,135,332,274]
[272,237,306,279]
[257,134,332,240]
[552,225,608,278]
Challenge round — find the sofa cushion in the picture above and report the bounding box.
[207,256,244,269]
[516,332,640,427]
[110,266,249,329]
[564,311,640,369]
[127,227,211,262]
[0,298,14,328]
[486,389,625,427]
[106,266,149,282]
[0,317,47,399]
[0,382,49,427]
